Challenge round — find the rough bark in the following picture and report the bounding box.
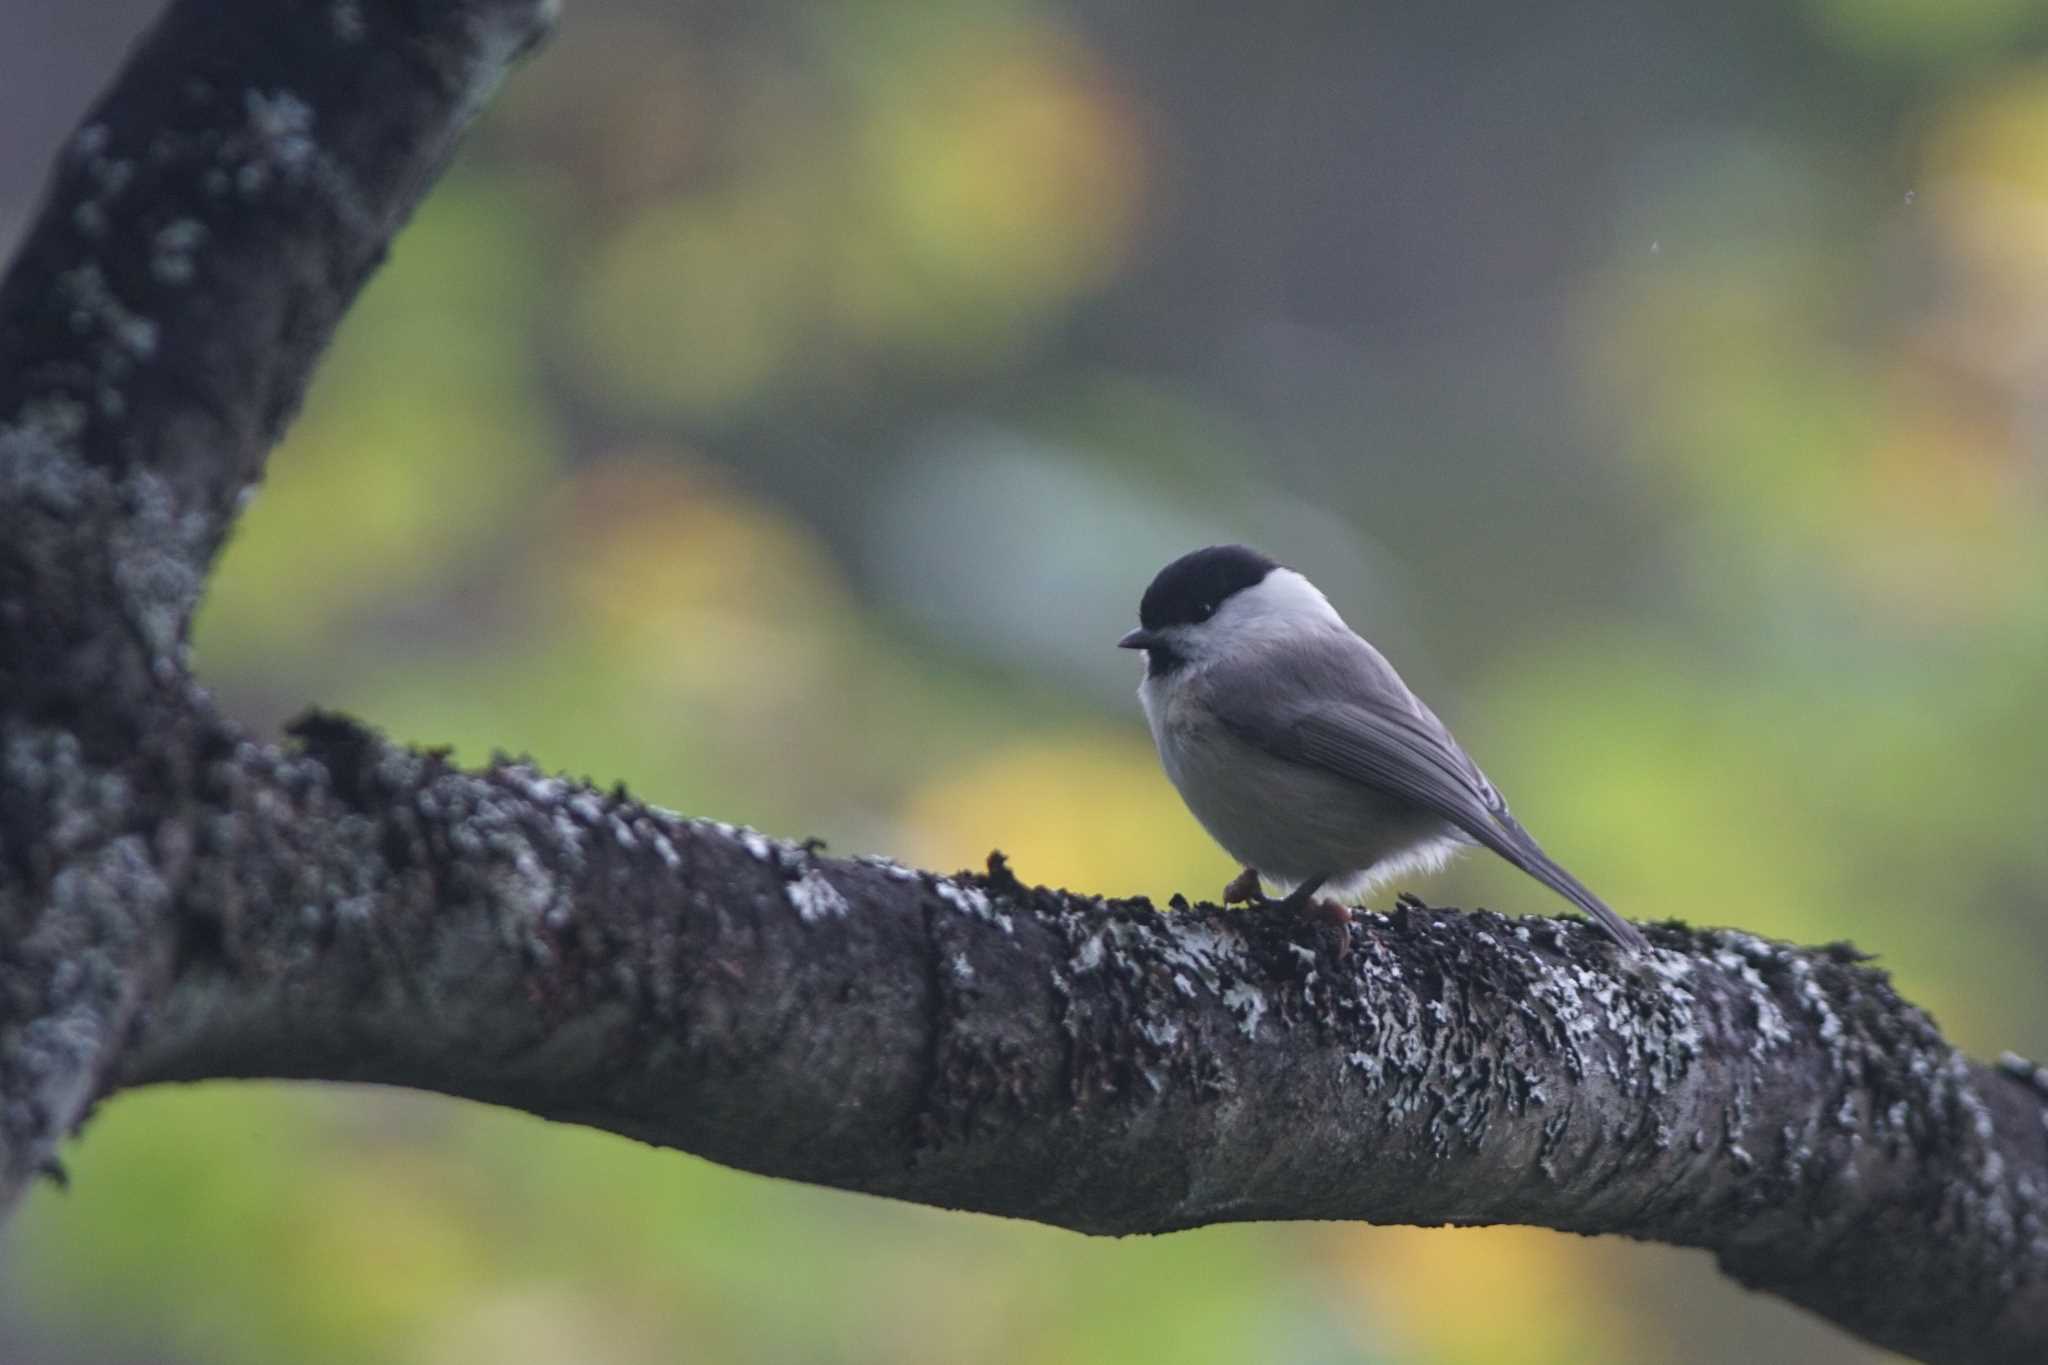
[0,0,558,1198]
[1,5,2045,1365]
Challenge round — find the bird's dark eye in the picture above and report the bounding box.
[1194,601,1215,620]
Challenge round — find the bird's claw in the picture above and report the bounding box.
[1222,868,1353,960]
[1222,866,1266,905]
[1304,898,1353,927]
[1301,898,1355,962]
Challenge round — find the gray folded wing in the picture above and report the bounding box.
[1210,634,1648,952]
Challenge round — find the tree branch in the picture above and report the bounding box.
[2,6,2045,1365]
[0,0,556,1202]
[102,712,2048,1365]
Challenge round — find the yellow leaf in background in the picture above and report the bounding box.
[1832,397,2034,626]
[288,1156,491,1354]
[416,1286,669,1365]
[545,454,852,699]
[861,27,1146,305]
[1324,1225,1645,1365]
[1924,63,2048,204]
[901,732,1238,904]
[1909,67,2048,490]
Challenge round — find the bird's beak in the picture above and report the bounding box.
[1118,627,1161,651]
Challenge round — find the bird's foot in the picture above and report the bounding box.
[1263,876,1353,960]
[1222,866,1266,905]
[1271,874,1329,915]
[1302,897,1355,961]
[1303,898,1353,927]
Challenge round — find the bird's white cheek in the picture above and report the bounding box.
[1137,673,1170,740]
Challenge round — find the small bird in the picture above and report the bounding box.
[1120,545,1647,952]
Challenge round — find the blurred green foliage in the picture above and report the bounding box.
[10,0,2048,1360]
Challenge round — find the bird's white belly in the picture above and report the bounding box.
[1149,699,1461,899]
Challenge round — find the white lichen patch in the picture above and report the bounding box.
[174,81,374,238]
[82,146,133,197]
[32,245,158,428]
[0,398,91,511]
[330,0,366,42]
[18,833,171,1146]
[1138,1017,1180,1049]
[334,893,378,929]
[787,870,848,924]
[1222,981,1268,1040]
[498,844,555,936]
[454,0,559,128]
[1999,1053,2048,1093]
[507,773,573,806]
[59,265,157,359]
[239,89,317,190]
[1150,917,1252,996]
[856,854,923,882]
[1644,948,1696,985]
[935,879,1014,934]
[649,831,681,870]
[1788,957,1844,1046]
[110,467,210,661]
[1711,940,1794,1057]
[686,817,800,871]
[68,122,135,253]
[679,822,790,875]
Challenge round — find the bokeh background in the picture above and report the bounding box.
[5,1,2048,1361]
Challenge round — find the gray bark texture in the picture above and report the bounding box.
[2,4,2045,1363]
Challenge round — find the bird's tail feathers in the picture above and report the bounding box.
[1482,819,1649,954]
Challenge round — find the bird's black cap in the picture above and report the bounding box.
[1137,544,1278,631]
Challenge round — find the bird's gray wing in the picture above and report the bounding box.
[1210,635,1649,952]
[1205,631,1504,822]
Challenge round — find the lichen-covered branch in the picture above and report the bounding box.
[101,711,2048,1365]
[1,6,2045,1365]
[0,0,558,1205]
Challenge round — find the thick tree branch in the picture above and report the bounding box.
[0,0,556,1202]
[105,712,2048,1365]
[1,6,2045,1365]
